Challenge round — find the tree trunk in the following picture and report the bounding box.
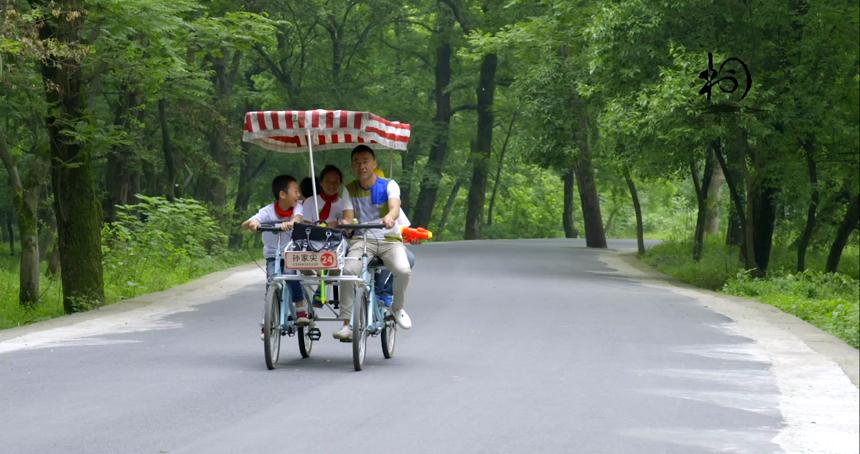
[705,160,723,235]
[40,207,61,278]
[574,161,606,248]
[691,146,715,261]
[103,151,134,217]
[6,211,14,255]
[204,129,229,207]
[158,98,177,201]
[18,167,42,306]
[201,52,240,209]
[104,87,142,219]
[230,141,266,248]
[254,32,301,104]
[438,178,463,233]
[141,159,157,197]
[749,183,778,274]
[623,167,645,255]
[714,135,756,271]
[38,1,105,312]
[726,203,743,246]
[603,204,621,235]
[744,137,778,276]
[399,139,418,212]
[0,134,43,306]
[562,169,578,238]
[811,187,851,240]
[464,53,497,240]
[825,194,859,273]
[329,26,343,94]
[486,113,516,227]
[797,139,818,272]
[571,107,606,248]
[233,141,265,216]
[412,6,454,228]
[717,134,745,248]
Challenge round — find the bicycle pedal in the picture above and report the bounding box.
[308,328,321,341]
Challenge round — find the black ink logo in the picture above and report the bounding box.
[698,52,752,101]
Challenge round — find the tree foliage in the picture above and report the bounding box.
[0,0,857,311]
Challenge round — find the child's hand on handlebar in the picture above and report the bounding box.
[246,219,261,231]
[280,220,295,231]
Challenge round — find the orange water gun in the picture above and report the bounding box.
[401,226,433,244]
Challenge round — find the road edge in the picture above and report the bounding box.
[0,262,263,344]
[607,250,859,387]
[601,249,859,454]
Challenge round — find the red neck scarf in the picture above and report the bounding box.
[274,201,294,219]
[318,191,339,221]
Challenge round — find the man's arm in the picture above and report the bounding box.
[382,180,402,229]
[382,198,400,229]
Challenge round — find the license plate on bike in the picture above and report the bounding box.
[284,250,339,270]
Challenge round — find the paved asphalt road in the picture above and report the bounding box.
[1,239,857,454]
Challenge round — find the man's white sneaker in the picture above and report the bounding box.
[394,309,412,330]
[333,325,352,341]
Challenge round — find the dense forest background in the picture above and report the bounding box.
[1,0,858,322]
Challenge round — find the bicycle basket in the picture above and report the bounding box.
[289,224,345,252]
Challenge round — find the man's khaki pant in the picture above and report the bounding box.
[340,238,411,321]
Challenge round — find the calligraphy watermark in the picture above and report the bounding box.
[698,52,752,101]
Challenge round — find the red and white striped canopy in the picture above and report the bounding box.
[242,109,411,153]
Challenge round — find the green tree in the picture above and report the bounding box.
[494,0,608,247]
[36,0,105,311]
[0,1,50,305]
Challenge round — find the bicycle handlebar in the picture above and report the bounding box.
[335,223,386,230]
[257,224,285,233]
[256,222,386,233]
[256,222,391,235]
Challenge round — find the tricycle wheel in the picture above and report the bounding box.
[381,318,396,359]
[263,285,282,370]
[352,291,368,371]
[298,326,313,358]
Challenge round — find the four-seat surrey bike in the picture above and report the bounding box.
[257,221,400,371]
[243,109,428,371]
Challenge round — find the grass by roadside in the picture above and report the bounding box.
[1,196,265,330]
[0,245,258,330]
[642,238,860,348]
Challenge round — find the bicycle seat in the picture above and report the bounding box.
[368,257,385,268]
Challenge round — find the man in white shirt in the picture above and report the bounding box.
[333,146,413,341]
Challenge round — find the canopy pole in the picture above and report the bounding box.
[306,129,320,219]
